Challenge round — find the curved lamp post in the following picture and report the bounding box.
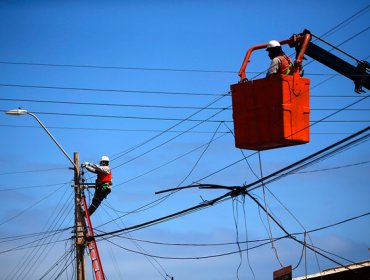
[6,109,77,170]
[6,108,86,279]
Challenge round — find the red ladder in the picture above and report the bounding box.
[81,194,106,280]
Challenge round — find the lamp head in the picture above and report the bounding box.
[5,109,28,116]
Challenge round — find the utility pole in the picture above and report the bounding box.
[74,152,86,280]
[5,110,88,279]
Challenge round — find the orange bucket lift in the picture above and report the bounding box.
[230,33,311,150]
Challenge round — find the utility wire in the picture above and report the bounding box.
[0,181,69,192]
[0,97,230,110]
[93,212,369,248]
[0,167,67,176]
[0,60,237,73]
[1,124,364,136]
[102,234,289,260]
[94,127,369,239]
[3,109,370,123]
[294,160,370,174]
[110,93,228,162]
[0,83,224,96]
[246,193,360,274]
[111,99,229,170]
[0,124,231,134]
[2,97,368,111]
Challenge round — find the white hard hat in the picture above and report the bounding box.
[266,40,280,50]
[100,155,110,162]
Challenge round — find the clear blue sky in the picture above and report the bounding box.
[0,1,369,279]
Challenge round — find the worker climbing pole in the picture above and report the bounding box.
[72,154,108,280]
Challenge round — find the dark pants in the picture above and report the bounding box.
[88,186,111,216]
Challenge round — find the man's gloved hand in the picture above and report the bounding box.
[83,162,90,167]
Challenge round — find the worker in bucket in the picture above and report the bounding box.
[83,156,112,216]
[265,40,293,77]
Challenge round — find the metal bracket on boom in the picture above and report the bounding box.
[296,29,370,93]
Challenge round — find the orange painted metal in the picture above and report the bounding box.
[81,195,106,280]
[238,33,311,81]
[231,32,312,150]
[231,74,310,150]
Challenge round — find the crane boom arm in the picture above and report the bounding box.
[303,39,370,93]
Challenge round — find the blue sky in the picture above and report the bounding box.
[0,1,369,279]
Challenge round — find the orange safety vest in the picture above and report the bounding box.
[277,55,293,75]
[97,169,112,184]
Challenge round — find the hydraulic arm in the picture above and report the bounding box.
[297,30,370,93]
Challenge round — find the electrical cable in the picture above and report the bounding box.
[0,167,67,176]
[0,83,224,96]
[0,227,73,243]
[142,128,369,253]
[0,234,71,254]
[112,132,228,188]
[111,99,229,171]
[241,196,256,279]
[3,108,369,123]
[177,122,223,187]
[318,5,370,40]
[18,197,74,280]
[0,60,237,74]
[245,193,359,275]
[110,93,228,162]
[247,127,370,193]
[0,181,70,192]
[257,151,285,268]
[5,184,73,280]
[98,204,171,279]
[0,109,232,123]
[93,212,369,247]
[38,244,75,280]
[101,234,289,260]
[0,183,67,227]
[109,122,226,226]
[2,97,370,112]
[294,160,370,174]
[0,97,230,110]
[0,124,231,134]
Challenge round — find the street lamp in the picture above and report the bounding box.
[6,109,77,170]
[5,108,86,279]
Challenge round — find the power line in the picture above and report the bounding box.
[2,109,370,123]
[94,127,369,239]
[245,126,370,193]
[294,160,370,174]
[97,210,369,259]
[149,127,369,234]
[103,235,289,260]
[110,94,228,165]
[0,124,231,134]
[1,97,369,111]
[115,132,228,187]
[0,167,67,176]
[0,60,237,74]
[1,124,363,136]
[0,183,68,227]
[246,193,361,274]
[0,97,230,110]
[0,109,232,123]
[0,83,224,96]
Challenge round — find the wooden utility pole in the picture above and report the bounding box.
[74,152,86,280]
